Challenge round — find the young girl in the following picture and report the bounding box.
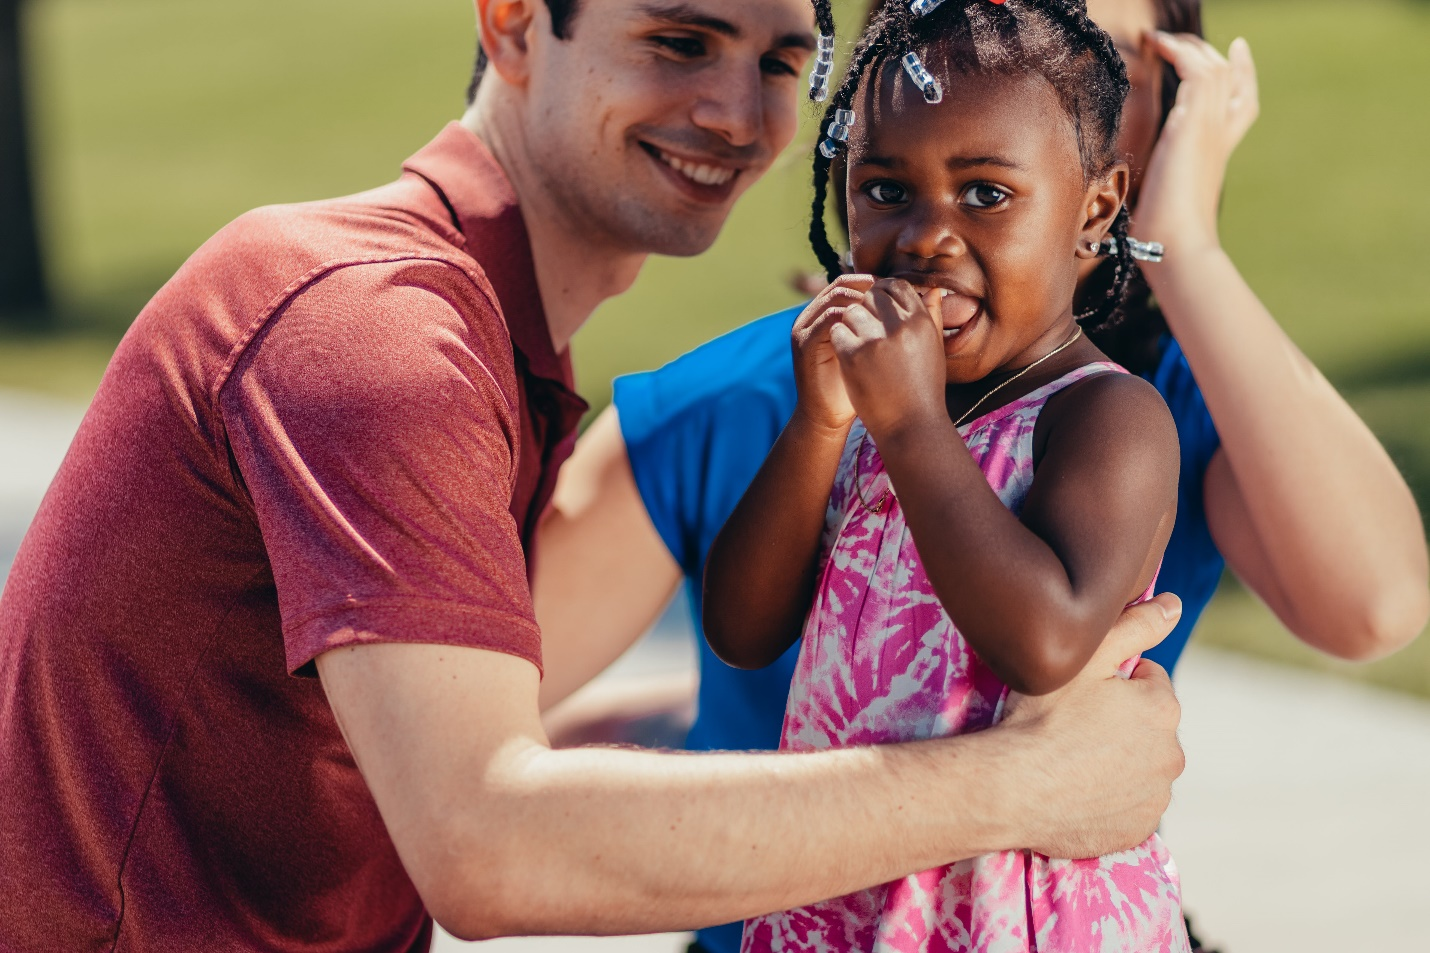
[703,1,1188,951]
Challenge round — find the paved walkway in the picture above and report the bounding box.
[0,390,87,579]
[3,392,1427,952]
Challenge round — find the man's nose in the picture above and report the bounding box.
[689,62,764,148]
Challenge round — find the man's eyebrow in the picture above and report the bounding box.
[636,2,817,51]
[777,32,818,52]
[637,3,741,38]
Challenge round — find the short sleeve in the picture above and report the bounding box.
[613,308,802,580]
[219,260,543,675]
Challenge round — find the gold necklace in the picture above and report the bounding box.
[954,326,1084,428]
[853,326,1085,514]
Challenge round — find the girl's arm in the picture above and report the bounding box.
[833,282,1179,696]
[1137,33,1429,659]
[703,276,874,669]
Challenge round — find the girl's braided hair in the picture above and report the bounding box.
[808,0,1134,332]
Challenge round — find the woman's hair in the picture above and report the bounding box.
[809,0,1134,332]
[1086,0,1204,373]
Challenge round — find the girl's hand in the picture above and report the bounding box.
[830,279,948,444]
[1134,32,1260,257]
[790,275,876,433]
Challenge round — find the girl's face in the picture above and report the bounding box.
[1088,0,1163,204]
[846,67,1127,385]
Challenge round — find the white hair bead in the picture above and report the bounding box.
[901,51,943,104]
[809,33,836,102]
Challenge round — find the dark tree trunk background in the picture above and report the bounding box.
[1,0,48,325]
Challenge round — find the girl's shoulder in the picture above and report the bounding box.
[1033,363,1179,468]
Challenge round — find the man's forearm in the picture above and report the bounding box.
[443,729,1027,940]
[321,605,1181,944]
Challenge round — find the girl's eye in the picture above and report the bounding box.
[864,182,908,205]
[961,183,1009,209]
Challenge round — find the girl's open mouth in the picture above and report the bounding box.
[921,287,982,341]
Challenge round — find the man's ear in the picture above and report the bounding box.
[1076,161,1131,259]
[477,0,540,86]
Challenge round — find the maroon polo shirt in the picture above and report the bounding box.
[0,123,586,952]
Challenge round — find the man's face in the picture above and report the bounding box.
[521,0,815,257]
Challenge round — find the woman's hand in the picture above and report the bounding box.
[830,279,948,443]
[1134,32,1260,257]
[790,275,875,433]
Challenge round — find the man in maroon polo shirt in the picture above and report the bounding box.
[0,1,1185,949]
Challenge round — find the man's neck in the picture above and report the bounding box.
[460,107,646,354]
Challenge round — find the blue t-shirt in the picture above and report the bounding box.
[613,306,1224,953]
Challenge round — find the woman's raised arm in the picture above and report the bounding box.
[1136,32,1429,660]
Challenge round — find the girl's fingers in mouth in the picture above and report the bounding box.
[922,288,947,330]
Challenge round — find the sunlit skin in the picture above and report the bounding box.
[704,63,1179,695]
[842,67,1128,419]
[482,0,815,258]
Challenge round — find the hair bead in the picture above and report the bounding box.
[809,33,836,102]
[913,0,1004,14]
[901,51,943,103]
[826,109,857,141]
[1101,236,1166,264]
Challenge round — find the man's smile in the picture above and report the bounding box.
[640,142,743,202]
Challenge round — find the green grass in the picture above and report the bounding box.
[6,0,1430,694]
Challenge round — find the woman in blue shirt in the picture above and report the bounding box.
[532,2,1427,951]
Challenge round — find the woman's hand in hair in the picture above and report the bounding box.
[1134,32,1260,257]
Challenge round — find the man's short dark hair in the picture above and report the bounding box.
[467,0,583,105]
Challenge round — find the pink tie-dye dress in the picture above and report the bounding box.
[741,363,1189,953]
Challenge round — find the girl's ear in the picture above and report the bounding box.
[477,0,539,87]
[1076,162,1131,259]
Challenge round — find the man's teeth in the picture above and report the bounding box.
[657,149,736,187]
[943,327,963,339]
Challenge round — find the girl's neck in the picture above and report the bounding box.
[944,329,1106,427]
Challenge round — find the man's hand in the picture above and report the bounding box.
[999,593,1186,859]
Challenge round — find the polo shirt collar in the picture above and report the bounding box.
[402,123,577,393]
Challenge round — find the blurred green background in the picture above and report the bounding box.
[5,0,1430,694]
